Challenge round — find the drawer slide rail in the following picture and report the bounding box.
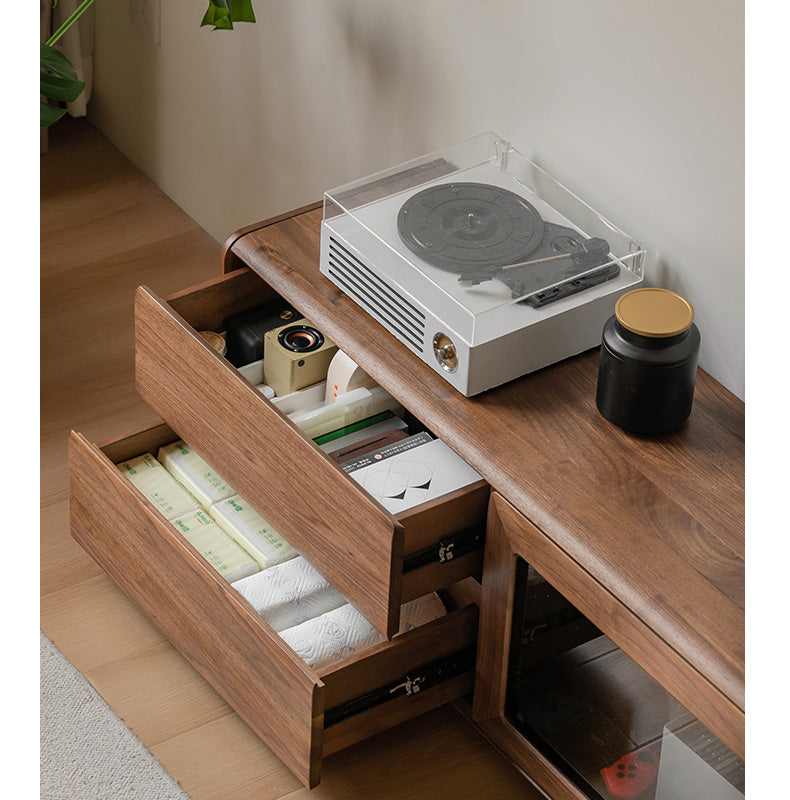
[324,647,476,728]
[402,528,484,573]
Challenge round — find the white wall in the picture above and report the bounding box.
[88,0,744,398]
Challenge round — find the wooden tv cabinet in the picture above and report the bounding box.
[69,202,744,797]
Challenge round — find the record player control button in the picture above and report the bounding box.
[433,333,458,373]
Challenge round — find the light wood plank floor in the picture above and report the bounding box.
[40,119,539,800]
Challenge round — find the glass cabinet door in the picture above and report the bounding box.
[505,559,745,800]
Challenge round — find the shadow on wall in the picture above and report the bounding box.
[198,1,450,223]
[329,1,448,181]
[329,0,521,185]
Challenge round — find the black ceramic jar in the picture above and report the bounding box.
[596,288,700,434]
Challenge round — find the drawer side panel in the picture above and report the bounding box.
[134,283,404,638]
[68,430,324,787]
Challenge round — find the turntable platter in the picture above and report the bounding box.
[397,182,544,272]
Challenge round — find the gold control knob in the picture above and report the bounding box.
[432,333,458,373]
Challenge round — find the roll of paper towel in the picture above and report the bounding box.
[278,593,447,670]
[231,555,346,631]
[397,592,448,632]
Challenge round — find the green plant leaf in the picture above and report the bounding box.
[201,0,233,29]
[41,72,85,103]
[40,42,85,127]
[231,0,255,23]
[201,0,255,30]
[40,42,79,80]
[40,100,68,127]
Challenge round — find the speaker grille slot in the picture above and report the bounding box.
[327,237,425,353]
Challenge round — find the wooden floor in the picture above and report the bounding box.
[40,119,538,800]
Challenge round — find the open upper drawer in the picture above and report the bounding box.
[133,267,489,638]
[68,422,479,789]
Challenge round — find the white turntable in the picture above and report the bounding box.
[319,133,645,396]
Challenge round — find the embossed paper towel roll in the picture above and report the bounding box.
[158,440,236,509]
[231,555,347,631]
[278,604,383,669]
[171,509,259,583]
[117,453,200,520]
[211,495,297,570]
[397,591,448,633]
[279,593,447,670]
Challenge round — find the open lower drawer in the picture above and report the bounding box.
[134,267,489,638]
[68,422,479,789]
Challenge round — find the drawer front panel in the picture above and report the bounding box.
[68,428,323,787]
[134,273,405,638]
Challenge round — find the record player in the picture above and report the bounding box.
[319,133,645,396]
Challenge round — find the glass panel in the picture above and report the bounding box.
[505,559,745,800]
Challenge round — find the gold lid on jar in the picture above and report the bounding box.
[615,288,694,338]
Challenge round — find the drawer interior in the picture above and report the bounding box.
[135,267,489,637]
[69,422,479,788]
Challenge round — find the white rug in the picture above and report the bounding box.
[40,631,192,800]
